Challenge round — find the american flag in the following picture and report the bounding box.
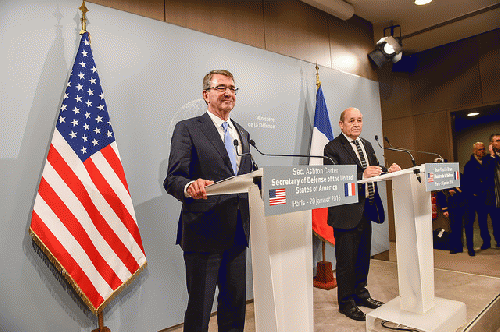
[269,188,286,206]
[29,32,146,314]
[428,172,434,183]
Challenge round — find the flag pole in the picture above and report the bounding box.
[81,4,109,329]
[315,63,326,263]
[77,5,110,331]
[312,63,337,290]
[79,1,88,35]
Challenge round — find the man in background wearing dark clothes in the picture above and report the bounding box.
[324,107,401,321]
[483,134,500,248]
[464,142,495,250]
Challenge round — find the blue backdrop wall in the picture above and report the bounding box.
[0,1,387,331]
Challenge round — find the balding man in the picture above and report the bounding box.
[324,107,400,321]
[464,142,494,250]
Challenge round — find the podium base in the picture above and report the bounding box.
[313,261,337,290]
[366,296,466,332]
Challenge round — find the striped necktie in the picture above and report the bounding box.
[222,122,237,175]
[353,139,375,201]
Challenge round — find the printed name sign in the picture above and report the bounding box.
[424,162,460,191]
[262,165,358,216]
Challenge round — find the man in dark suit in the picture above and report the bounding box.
[483,134,500,248]
[324,107,400,321]
[165,70,255,332]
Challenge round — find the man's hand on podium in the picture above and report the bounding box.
[388,163,401,173]
[187,179,214,199]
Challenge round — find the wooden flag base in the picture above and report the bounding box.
[92,312,111,332]
[313,260,337,290]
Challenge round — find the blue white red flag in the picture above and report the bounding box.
[344,182,356,197]
[29,32,146,314]
[309,86,335,245]
[454,171,460,180]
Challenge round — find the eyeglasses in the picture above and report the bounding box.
[206,85,239,95]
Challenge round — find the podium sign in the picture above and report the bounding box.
[262,165,358,216]
[424,162,460,191]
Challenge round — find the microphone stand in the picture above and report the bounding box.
[248,139,336,165]
[375,135,421,183]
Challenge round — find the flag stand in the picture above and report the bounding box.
[92,312,111,332]
[80,1,110,331]
[311,64,336,290]
[313,238,337,289]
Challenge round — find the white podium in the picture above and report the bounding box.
[359,166,466,332]
[206,169,314,332]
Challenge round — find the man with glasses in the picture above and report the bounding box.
[165,70,254,332]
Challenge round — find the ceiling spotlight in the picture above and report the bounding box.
[467,112,479,117]
[415,0,432,5]
[368,25,403,68]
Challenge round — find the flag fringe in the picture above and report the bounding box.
[29,227,147,315]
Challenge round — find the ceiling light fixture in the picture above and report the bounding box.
[467,112,479,117]
[415,0,432,5]
[368,25,403,68]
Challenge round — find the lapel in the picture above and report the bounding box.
[339,134,362,169]
[197,113,234,174]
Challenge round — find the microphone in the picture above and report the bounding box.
[233,139,259,170]
[375,135,421,183]
[384,136,444,161]
[249,139,336,165]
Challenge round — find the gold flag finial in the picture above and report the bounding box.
[315,63,321,89]
[79,1,89,35]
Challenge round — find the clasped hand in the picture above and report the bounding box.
[187,179,214,199]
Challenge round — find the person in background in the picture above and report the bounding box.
[324,107,401,322]
[482,134,500,248]
[436,175,474,256]
[463,142,495,250]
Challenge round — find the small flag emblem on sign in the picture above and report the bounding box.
[344,182,356,197]
[269,188,286,206]
[428,173,434,183]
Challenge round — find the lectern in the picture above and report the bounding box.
[360,165,466,332]
[206,168,313,332]
[206,165,357,332]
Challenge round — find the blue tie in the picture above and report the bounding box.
[222,122,237,175]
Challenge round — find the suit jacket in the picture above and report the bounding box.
[164,112,254,252]
[324,134,386,229]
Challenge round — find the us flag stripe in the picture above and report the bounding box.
[49,132,142,273]
[33,196,114,298]
[31,212,104,308]
[86,154,144,254]
[41,159,131,282]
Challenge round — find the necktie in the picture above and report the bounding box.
[222,122,237,175]
[353,139,375,201]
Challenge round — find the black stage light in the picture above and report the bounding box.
[368,25,403,68]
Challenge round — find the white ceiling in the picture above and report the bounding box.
[303,0,500,53]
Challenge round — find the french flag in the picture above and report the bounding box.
[309,85,335,245]
[344,182,356,197]
[454,171,460,180]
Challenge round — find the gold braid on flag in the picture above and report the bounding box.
[316,63,321,89]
